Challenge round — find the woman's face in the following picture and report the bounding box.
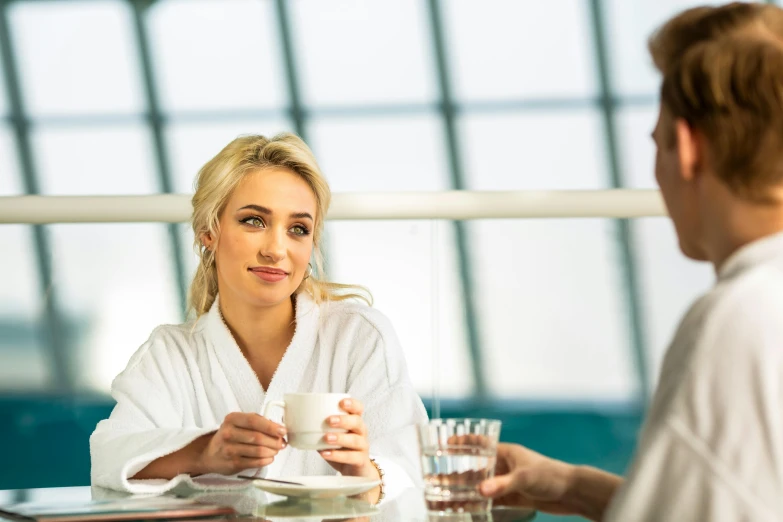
[204,167,317,310]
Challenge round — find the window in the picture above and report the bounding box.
[1,0,722,405]
[9,1,144,117]
[0,126,50,390]
[460,111,636,399]
[34,125,181,391]
[443,0,598,101]
[309,115,471,397]
[292,0,436,105]
[147,0,287,113]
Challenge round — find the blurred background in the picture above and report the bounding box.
[0,0,735,518]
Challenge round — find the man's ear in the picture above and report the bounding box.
[675,118,702,183]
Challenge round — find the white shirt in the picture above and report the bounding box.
[605,232,783,521]
[90,292,428,497]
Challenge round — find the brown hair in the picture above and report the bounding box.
[189,133,370,317]
[649,2,783,198]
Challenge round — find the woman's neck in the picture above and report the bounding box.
[218,294,296,362]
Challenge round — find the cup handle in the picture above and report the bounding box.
[263,400,286,421]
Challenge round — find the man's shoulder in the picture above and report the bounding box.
[656,263,783,416]
[677,262,783,351]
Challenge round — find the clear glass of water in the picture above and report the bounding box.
[417,418,502,514]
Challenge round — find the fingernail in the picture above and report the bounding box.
[329,416,340,426]
[326,434,337,443]
[343,399,352,408]
[321,451,332,457]
[281,440,287,449]
[278,428,287,436]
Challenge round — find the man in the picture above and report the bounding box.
[480,3,783,520]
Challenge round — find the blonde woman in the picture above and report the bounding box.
[90,134,427,501]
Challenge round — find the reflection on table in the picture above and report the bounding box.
[0,484,536,521]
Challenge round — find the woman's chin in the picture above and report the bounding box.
[246,290,295,309]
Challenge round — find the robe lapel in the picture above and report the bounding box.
[263,292,320,475]
[205,295,266,414]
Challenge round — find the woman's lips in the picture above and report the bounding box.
[249,267,288,283]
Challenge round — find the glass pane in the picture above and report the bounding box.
[461,111,608,190]
[33,126,180,392]
[0,126,50,390]
[9,0,144,116]
[44,223,181,392]
[148,0,286,112]
[308,115,470,397]
[308,114,449,191]
[326,220,471,398]
[34,125,158,194]
[444,0,597,101]
[463,112,635,399]
[469,218,636,399]
[292,0,436,105]
[618,107,714,385]
[606,0,724,97]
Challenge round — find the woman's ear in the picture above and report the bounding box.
[201,231,214,251]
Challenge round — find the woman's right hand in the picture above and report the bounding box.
[196,412,288,475]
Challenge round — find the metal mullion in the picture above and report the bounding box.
[588,0,650,404]
[130,0,188,317]
[273,0,307,140]
[425,0,487,401]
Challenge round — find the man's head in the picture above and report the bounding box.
[650,2,783,260]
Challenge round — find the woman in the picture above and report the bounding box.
[90,133,428,502]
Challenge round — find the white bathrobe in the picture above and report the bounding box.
[90,292,428,498]
[605,231,783,521]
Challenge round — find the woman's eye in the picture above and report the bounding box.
[291,225,310,236]
[242,216,264,227]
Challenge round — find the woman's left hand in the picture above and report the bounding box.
[318,398,379,482]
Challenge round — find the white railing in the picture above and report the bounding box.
[0,190,667,224]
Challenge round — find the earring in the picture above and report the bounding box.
[303,263,313,280]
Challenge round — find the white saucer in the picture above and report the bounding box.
[251,476,381,499]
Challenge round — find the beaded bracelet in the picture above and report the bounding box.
[368,457,385,503]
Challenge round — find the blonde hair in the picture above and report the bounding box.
[649,2,783,199]
[188,133,371,317]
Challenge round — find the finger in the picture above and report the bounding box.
[225,442,281,460]
[226,412,287,438]
[235,456,275,470]
[339,398,363,416]
[318,449,367,466]
[323,432,368,451]
[479,471,527,498]
[222,426,287,449]
[327,414,366,435]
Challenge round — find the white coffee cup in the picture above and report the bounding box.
[263,393,350,450]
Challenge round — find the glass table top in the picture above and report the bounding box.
[0,484,536,522]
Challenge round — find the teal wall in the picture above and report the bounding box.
[0,395,642,520]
